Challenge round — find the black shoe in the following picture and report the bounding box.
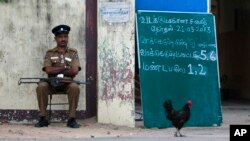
[67,118,80,128]
[35,117,49,127]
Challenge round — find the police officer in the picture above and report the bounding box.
[35,25,81,128]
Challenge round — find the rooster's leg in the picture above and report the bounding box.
[179,132,183,137]
[178,130,185,137]
[174,131,178,137]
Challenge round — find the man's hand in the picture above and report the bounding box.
[62,66,79,76]
[44,66,79,77]
[44,66,67,75]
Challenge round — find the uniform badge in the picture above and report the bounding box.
[65,57,72,62]
[51,56,59,60]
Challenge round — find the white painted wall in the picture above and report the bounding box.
[97,0,135,127]
[0,0,86,110]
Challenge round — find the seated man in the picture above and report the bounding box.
[35,24,81,128]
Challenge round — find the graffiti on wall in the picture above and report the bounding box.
[99,39,134,103]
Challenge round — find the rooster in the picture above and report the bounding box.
[163,99,192,137]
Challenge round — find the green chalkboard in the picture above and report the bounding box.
[136,11,222,128]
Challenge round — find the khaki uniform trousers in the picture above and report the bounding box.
[36,82,80,118]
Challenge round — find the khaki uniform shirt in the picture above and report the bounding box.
[43,47,81,78]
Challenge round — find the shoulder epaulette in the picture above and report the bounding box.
[46,47,57,52]
[68,48,78,53]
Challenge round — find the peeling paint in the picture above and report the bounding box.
[97,0,135,127]
[99,39,134,102]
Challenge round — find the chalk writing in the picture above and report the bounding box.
[140,36,216,49]
[139,16,208,26]
[193,50,217,61]
[140,49,217,62]
[150,25,174,35]
[188,64,207,76]
[137,12,218,77]
[142,62,186,74]
[150,25,212,35]
[139,15,212,35]
[139,36,193,48]
[197,43,216,48]
[139,49,193,59]
[142,62,208,76]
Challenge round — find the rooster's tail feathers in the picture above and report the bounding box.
[163,100,173,112]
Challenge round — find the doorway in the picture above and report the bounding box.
[212,0,250,100]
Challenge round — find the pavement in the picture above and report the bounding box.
[0,137,229,141]
[0,99,250,141]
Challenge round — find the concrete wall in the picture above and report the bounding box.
[0,0,86,110]
[97,0,135,127]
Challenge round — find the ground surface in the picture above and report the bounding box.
[0,99,250,139]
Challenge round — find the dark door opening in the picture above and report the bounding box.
[213,0,250,100]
